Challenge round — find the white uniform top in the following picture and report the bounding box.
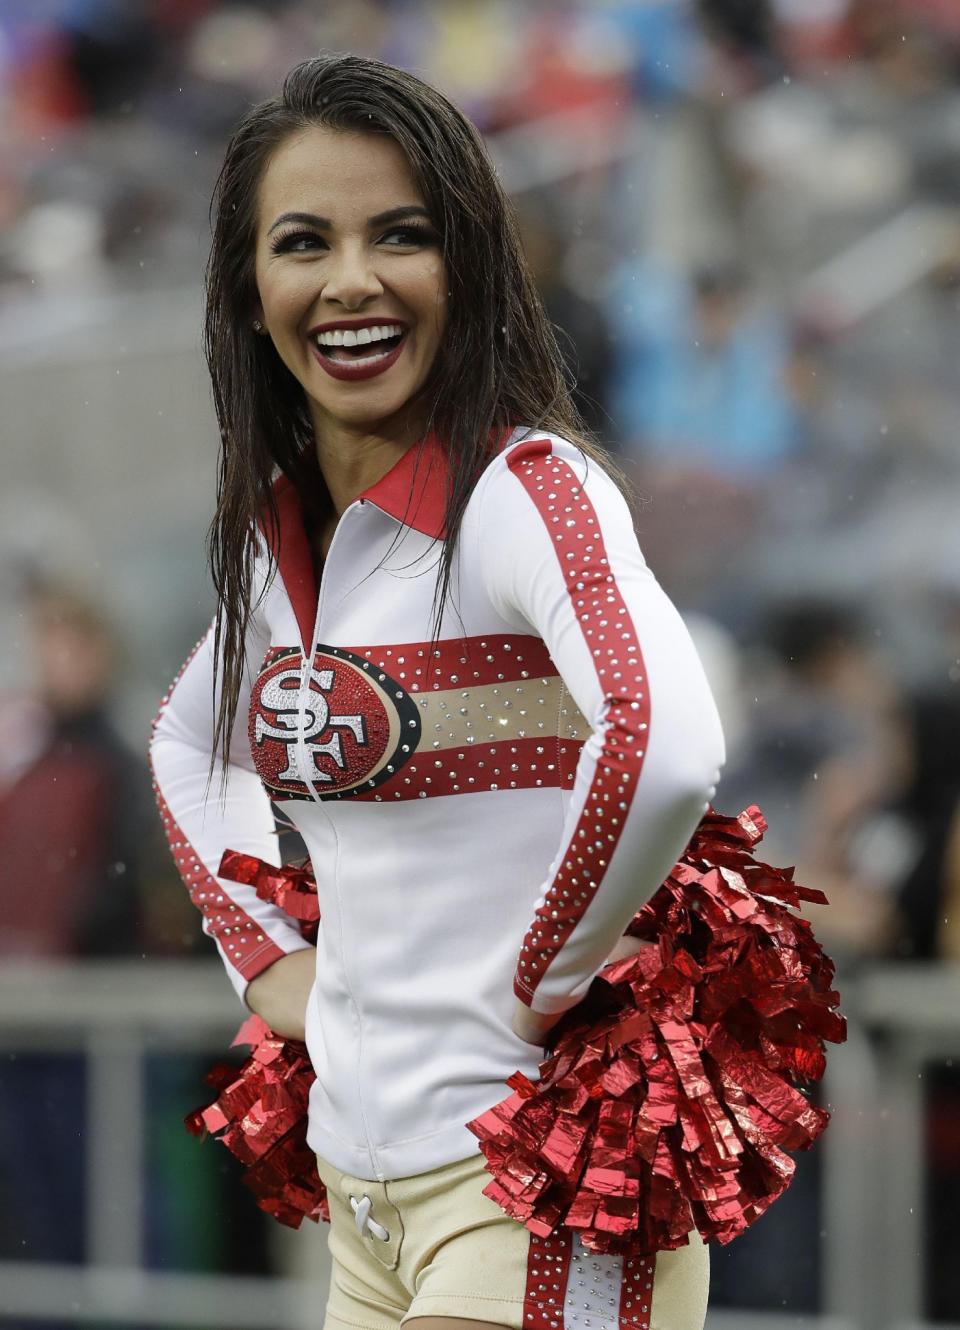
[150,429,725,1181]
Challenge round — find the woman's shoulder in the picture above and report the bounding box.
[473,425,622,504]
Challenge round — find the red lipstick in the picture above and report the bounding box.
[309,320,409,382]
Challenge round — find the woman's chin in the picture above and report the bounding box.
[307,380,428,437]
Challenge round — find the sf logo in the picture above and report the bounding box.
[254,665,366,785]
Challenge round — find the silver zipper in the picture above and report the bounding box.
[295,501,382,1179]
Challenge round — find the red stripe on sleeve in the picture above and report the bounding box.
[152,784,286,983]
[507,441,652,1006]
[150,638,286,985]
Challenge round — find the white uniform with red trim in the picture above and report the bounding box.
[151,429,725,1183]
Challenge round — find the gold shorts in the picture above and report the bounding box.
[316,1149,709,1330]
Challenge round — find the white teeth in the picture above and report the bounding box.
[315,323,404,349]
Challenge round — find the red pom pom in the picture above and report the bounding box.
[193,807,846,1246]
[218,851,320,942]
[188,857,325,1228]
[466,806,846,1257]
[185,1018,326,1229]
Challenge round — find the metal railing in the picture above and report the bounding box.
[0,959,957,1329]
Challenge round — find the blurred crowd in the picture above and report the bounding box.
[3,0,960,1323]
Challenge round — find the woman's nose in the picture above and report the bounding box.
[322,244,383,307]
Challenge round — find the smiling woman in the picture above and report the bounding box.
[149,52,733,1330]
[253,132,446,429]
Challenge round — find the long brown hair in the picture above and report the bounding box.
[206,53,619,767]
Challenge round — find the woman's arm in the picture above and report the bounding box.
[245,946,317,1038]
[478,435,725,1030]
[149,613,314,1004]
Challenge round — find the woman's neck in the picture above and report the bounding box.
[313,412,424,517]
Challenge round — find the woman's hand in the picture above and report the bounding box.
[511,935,650,1047]
[245,947,316,1040]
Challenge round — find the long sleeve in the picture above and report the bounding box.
[149,611,313,1000]
[478,435,726,1015]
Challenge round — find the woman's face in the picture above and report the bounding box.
[253,125,447,441]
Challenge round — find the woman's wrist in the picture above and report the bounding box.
[511,998,565,1047]
[510,938,651,1046]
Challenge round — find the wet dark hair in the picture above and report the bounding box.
[206,53,617,767]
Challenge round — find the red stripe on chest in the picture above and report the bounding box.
[348,633,557,690]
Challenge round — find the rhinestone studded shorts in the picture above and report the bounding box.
[316,1149,709,1330]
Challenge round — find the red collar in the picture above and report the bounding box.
[358,431,449,540]
[261,430,513,646]
[262,434,450,647]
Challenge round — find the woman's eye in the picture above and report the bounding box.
[379,225,435,248]
[270,225,436,255]
[271,230,326,255]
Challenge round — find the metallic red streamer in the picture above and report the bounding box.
[186,806,845,1250]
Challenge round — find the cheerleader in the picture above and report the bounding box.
[153,51,740,1330]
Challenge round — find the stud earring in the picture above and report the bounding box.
[252,319,264,333]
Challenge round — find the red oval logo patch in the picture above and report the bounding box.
[249,645,421,800]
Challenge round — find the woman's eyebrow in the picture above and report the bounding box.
[267,205,431,235]
[368,205,431,226]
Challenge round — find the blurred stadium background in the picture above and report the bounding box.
[2,1,960,1327]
